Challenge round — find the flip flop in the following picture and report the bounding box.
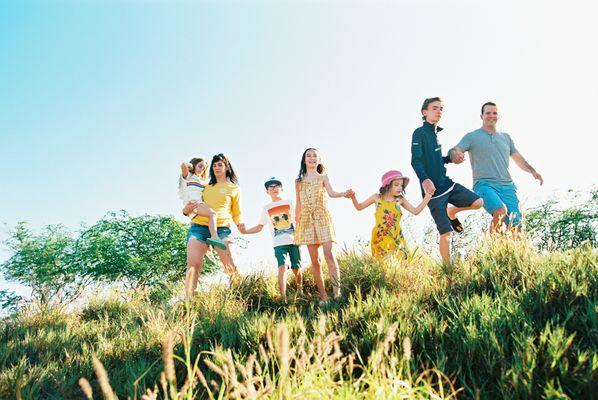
[206,237,228,250]
[450,217,464,233]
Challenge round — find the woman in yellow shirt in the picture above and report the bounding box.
[183,154,246,297]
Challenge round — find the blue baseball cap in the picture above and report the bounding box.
[264,177,283,188]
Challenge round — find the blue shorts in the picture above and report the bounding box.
[474,181,521,226]
[186,224,231,244]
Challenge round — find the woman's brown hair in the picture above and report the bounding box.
[208,153,239,185]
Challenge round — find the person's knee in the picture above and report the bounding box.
[323,248,334,261]
[492,206,507,219]
[309,251,321,265]
[440,232,452,241]
[186,256,203,269]
[472,198,484,209]
[187,264,202,278]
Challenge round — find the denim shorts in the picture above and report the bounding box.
[474,181,521,226]
[186,224,231,244]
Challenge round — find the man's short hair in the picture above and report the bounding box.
[421,97,443,120]
[481,102,497,115]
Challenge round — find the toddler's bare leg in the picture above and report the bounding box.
[194,203,219,238]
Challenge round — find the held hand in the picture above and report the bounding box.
[451,149,465,164]
[237,223,247,234]
[344,189,355,198]
[533,171,544,185]
[422,179,436,196]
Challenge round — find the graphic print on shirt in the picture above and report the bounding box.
[268,204,295,236]
[186,181,205,190]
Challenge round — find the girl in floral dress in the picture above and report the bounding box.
[350,170,432,260]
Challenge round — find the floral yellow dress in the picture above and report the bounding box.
[371,198,407,260]
[295,175,336,245]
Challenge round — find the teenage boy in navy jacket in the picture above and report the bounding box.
[411,97,484,263]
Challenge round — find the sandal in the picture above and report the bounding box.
[450,217,464,233]
[207,237,228,250]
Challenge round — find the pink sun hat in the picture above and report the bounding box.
[381,170,410,188]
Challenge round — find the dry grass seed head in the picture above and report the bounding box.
[204,359,226,377]
[141,387,158,400]
[258,344,269,364]
[195,368,210,391]
[266,329,274,352]
[383,322,399,355]
[226,350,239,386]
[159,372,167,397]
[92,357,116,400]
[277,325,290,369]
[78,377,93,399]
[162,331,176,384]
[402,337,412,360]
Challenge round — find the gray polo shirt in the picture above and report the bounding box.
[456,128,518,186]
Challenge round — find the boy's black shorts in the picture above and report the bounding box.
[428,183,480,235]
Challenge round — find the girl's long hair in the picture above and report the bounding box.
[189,157,207,180]
[296,148,325,182]
[209,153,238,185]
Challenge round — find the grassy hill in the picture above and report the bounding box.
[1,238,596,399]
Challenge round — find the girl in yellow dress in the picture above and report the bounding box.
[350,170,432,260]
[295,148,352,302]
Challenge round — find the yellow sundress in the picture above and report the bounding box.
[295,175,336,245]
[371,198,407,260]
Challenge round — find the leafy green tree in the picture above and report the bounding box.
[1,212,221,308]
[73,211,218,290]
[525,189,598,251]
[1,223,88,308]
[0,290,23,314]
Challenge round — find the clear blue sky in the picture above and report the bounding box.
[1,0,597,294]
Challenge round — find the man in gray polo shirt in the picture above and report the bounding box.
[450,102,543,232]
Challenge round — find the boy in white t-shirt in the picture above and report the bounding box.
[244,178,303,301]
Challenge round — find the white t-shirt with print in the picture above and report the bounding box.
[259,199,296,247]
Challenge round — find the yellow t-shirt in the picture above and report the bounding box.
[192,182,243,227]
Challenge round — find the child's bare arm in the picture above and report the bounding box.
[244,224,264,234]
[295,180,302,225]
[181,162,191,178]
[399,193,432,215]
[351,193,378,211]
[323,175,349,198]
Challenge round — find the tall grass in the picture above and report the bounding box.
[0,237,596,399]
